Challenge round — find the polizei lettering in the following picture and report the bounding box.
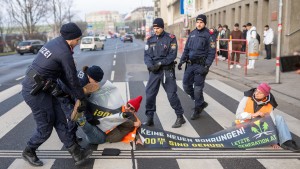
[39,47,52,58]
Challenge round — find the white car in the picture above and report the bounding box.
[80,37,104,51]
[99,35,106,41]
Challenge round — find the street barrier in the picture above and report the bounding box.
[216,36,249,75]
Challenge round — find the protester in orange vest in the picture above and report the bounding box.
[71,96,143,145]
[235,83,299,152]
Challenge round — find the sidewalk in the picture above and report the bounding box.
[210,54,300,107]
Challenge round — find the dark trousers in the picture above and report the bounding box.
[220,45,228,59]
[265,44,272,59]
[145,69,184,118]
[22,87,74,149]
[182,64,207,108]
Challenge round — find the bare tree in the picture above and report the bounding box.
[4,0,49,39]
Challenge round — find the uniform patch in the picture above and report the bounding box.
[145,45,149,50]
[171,43,177,50]
[77,71,85,78]
[210,41,216,48]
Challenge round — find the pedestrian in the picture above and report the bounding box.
[21,22,92,166]
[71,96,143,145]
[177,14,216,120]
[220,25,230,61]
[57,65,104,143]
[230,23,243,69]
[235,83,300,152]
[241,25,247,52]
[246,22,259,69]
[144,18,185,128]
[263,25,274,60]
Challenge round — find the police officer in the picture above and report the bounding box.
[178,14,216,120]
[21,22,92,166]
[144,18,185,128]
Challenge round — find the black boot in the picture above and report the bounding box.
[172,116,186,128]
[143,117,154,126]
[281,140,300,152]
[191,102,208,120]
[68,143,93,166]
[22,146,43,166]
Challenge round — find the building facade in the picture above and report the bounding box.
[154,0,300,56]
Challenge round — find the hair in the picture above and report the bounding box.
[265,25,269,28]
[242,25,247,27]
[246,23,252,26]
[82,66,89,73]
[218,25,223,29]
[223,25,228,29]
[234,23,239,27]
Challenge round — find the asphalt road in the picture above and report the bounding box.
[0,38,299,169]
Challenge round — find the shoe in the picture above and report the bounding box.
[83,83,100,95]
[230,65,234,69]
[236,64,241,69]
[191,102,208,120]
[68,143,93,166]
[281,140,300,152]
[172,116,186,128]
[22,146,43,166]
[76,136,83,142]
[143,117,154,126]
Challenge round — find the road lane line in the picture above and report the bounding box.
[0,84,22,103]
[114,54,116,58]
[258,159,300,169]
[177,159,223,169]
[15,76,25,81]
[110,71,115,81]
[113,60,116,66]
[93,159,132,169]
[206,79,300,137]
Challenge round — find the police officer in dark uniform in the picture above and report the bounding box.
[21,22,92,166]
[178,14,216,120]
[144,18,185,128]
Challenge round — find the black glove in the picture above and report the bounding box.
[201,65,210,75]
[148,62,161,73]
[88,118,100,126]
[178,62,183,70]
[122,112,134,119]
[77,98,87,112]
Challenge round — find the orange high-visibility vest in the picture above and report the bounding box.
[121,113,140,143]
[235,97,273,124]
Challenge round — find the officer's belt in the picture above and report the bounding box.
[161,62,176,70]
[188,58,206,65]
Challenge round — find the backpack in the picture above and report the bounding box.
[251,30,261,44]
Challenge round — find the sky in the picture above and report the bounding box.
[73,0,154,20]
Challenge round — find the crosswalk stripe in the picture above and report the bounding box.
[0,102,31,139]
[177,81,235,129]
[258,159,300,169]
[0,84,22,103]
[177,159,223,169]
[93,159,134,169]
[206,80,300,137]
[8,159,55,169]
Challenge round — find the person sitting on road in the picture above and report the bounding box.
[71,96,143,145]
[235,83,300,152]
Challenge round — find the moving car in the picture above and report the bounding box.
[16,40,44,55]
[80,36,104,51]
[123,35,133,43]
[99,34,106,41]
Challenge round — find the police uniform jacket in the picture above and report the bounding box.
[144,31,177,67]
[23,36,85,100]
[180,27,216,67]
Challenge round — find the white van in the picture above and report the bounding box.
[80,36,104,51]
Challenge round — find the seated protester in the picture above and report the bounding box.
[57,65,104,142]
[235,83,300,152]
[71,96,143,145]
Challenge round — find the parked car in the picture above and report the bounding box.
[123,35,133,43]
[16,40,44,55]
[80,36,104,51]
